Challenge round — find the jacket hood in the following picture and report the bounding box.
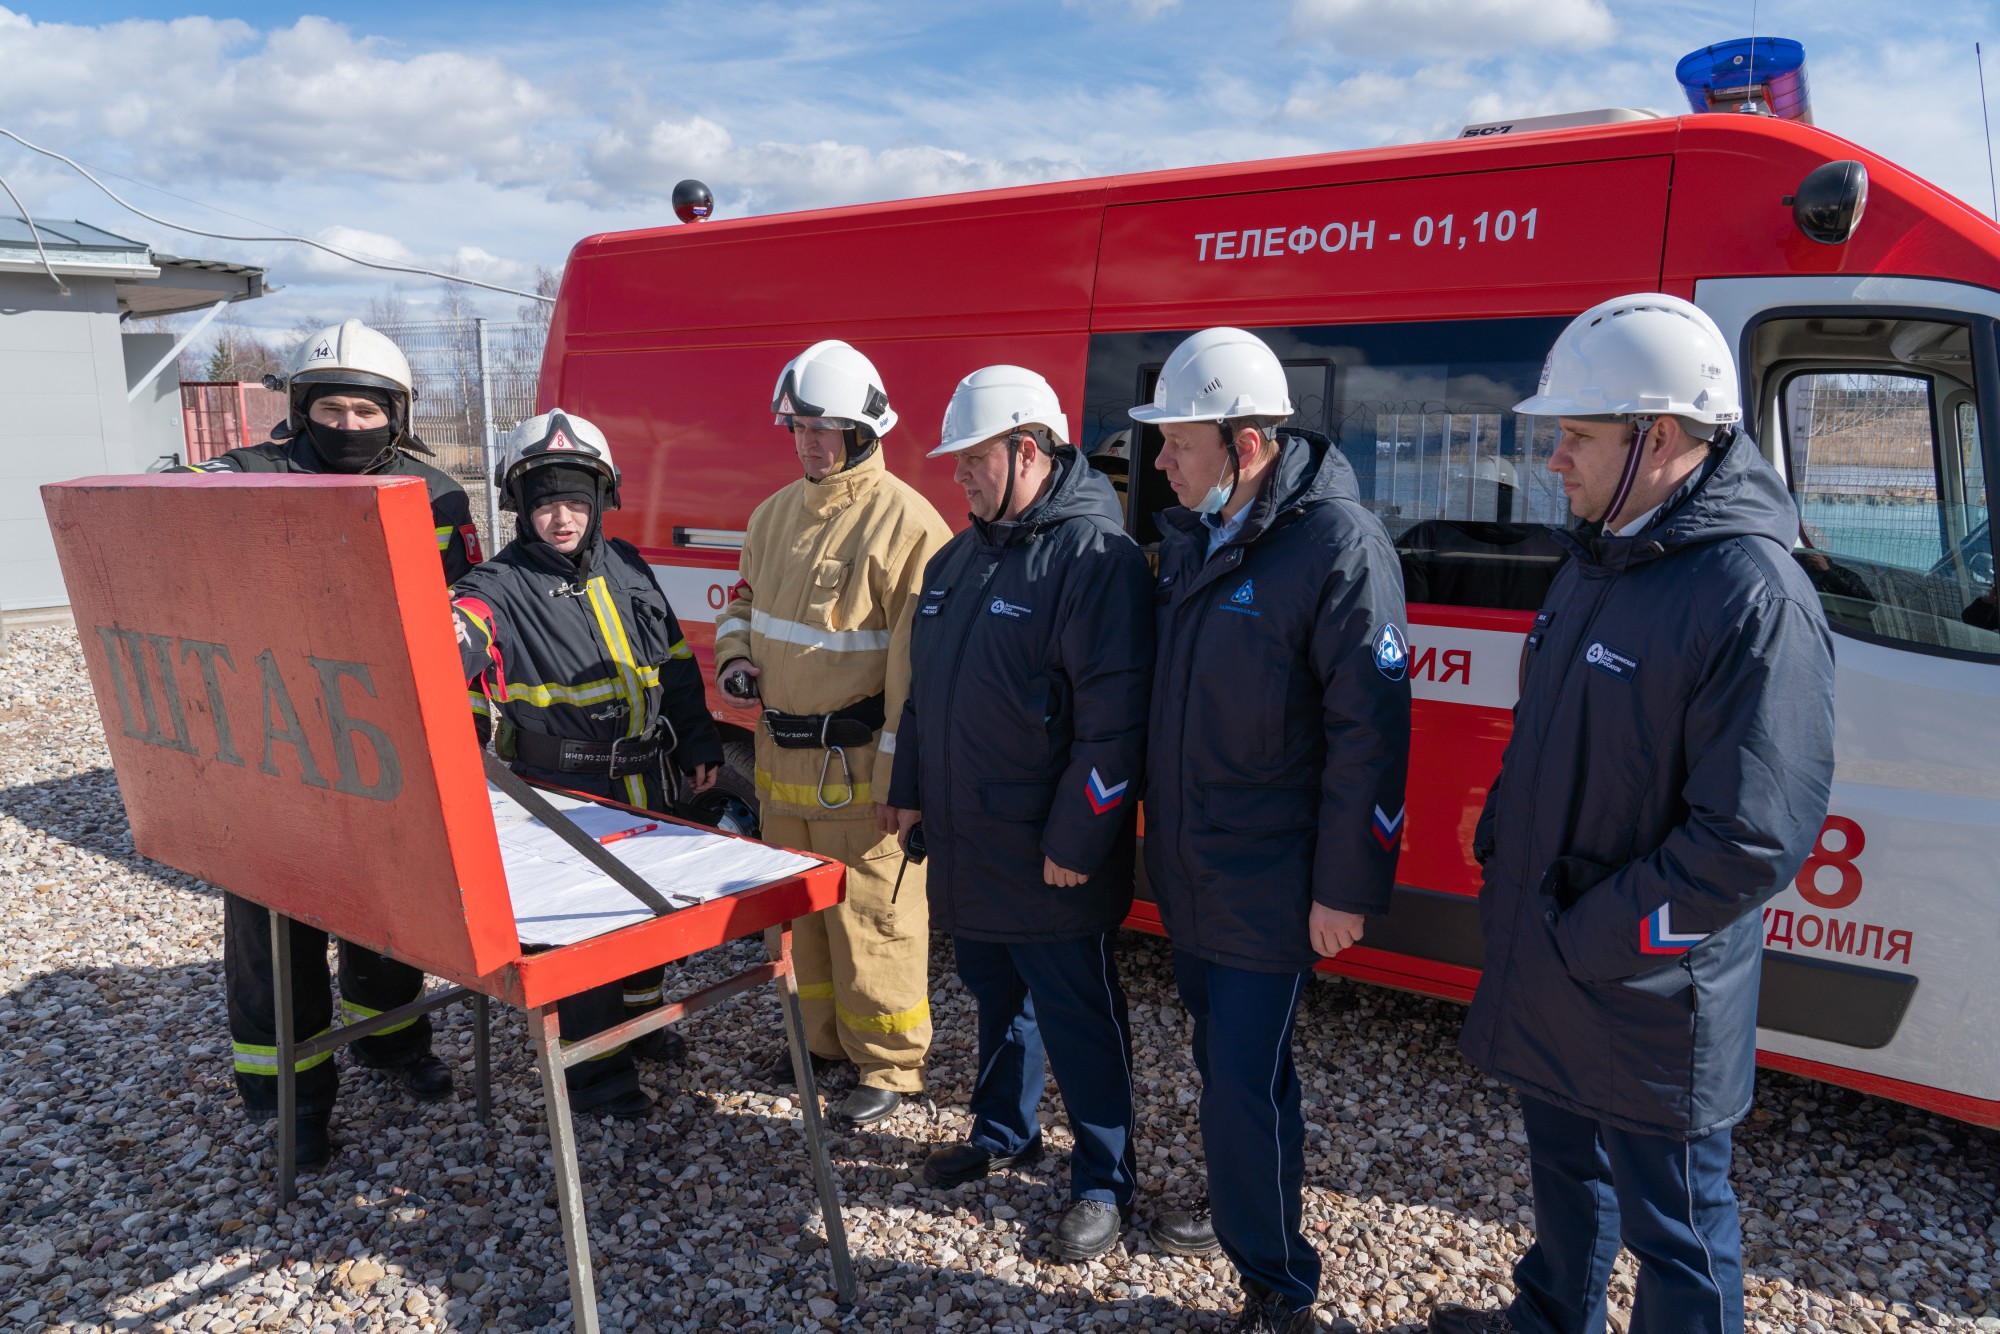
[1569,429,1799,572]
[1161,426,1361,546]
[978,446,1122,543]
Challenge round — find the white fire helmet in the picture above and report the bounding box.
[929,365,1071,458]
[770,340,897,441]
[496,409,621,512]
[286,318,416,435]
[1514,293,1742,426]
[1129,327,1294,425]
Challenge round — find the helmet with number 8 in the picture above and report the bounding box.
[496,409,620,512]
[1514,292,1741,426]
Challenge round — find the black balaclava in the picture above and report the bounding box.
[302,383,399,473]
[515,463,603,570]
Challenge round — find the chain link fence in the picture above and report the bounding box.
[374,319,548,558]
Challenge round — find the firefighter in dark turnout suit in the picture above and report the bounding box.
[882,366,1153,1263]
[452,410,723,1118]
[1428,296,1836,1334]
[1137,329,1411,1333]
[186,320,477,1169]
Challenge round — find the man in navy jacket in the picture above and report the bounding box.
[1138,329,1411,1333]
[884,366,1153,1264]
[1428,295,1836,1334]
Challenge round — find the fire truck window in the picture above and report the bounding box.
[1079,318,1574,607]
[1779,355,1999,658]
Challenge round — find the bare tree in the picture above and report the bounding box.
[517,264,562,328]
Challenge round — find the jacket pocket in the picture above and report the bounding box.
[1203,783,1317,832]
[805,558,849,629]
[1539,854,1614,911]
[980,781,1057,823]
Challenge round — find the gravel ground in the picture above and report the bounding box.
[2,621,1996,1334]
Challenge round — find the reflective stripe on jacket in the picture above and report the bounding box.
[180,435,482,584]
[1145,428,1412,973]
[713,447,950,818]
[887,451,1154,942]
[1461,431,1836,1138]
[451,535,722,809]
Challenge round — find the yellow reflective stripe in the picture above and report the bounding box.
[796,982,836,1001]
[667,638,693,661]
[585,577,645,742]
[501,678,622,708]
[232,1037,334,1075]
[469,692,492,717]
[755,769,873,807]
[435,526,453,551]
[836,996,930,1035]
[561,1037,624,1062]
[622,985,663,1006]
[622,773,646,807]
[339,999,419,1036]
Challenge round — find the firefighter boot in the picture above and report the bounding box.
[923,1136,1043,1188]
[295,1111,334,1171]
[833,1085,901,1127]
[356,1048,453,1103]
[630,1026,687,1065]
[753,1048,850,1087]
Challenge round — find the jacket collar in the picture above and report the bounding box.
[799,444,885,519]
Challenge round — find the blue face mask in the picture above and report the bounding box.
[1194,427,1242,516]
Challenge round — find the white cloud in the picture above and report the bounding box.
[1062,0,1183,18]
[1289,0,1615,55]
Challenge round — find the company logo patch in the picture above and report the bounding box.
[1230,579,1255,606]
[1639,903,1706,955]
[1374,624,1409,680]
[1372,803,1406,851]
[988,598,1032,620]
[1584,641,1639,682]
[1086,768,1129,815]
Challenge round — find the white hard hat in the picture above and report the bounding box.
[1514,293,1742,426]
[497,409,620,512]
[771,340,897,441]
[286,318,416,434]
[930,365,1071,458]
[1129,327,1294,424]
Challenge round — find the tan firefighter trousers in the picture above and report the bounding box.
[762,811,931,1094]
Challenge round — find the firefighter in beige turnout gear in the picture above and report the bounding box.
[716,340,951,1126]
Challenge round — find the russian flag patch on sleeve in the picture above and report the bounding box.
[1372,803,1405,851]
[1640,903,1707,955]
[1085,768,1128,815]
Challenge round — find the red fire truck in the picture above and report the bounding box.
[536,93,2000,1129]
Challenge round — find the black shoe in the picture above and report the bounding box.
[1049,1198,1129,1263]
[832,1085,901,1127]
[294,1112,333,1171]
[1148,1200,1220,1256]
[574,1087,651,1121]
[630,1025,686,1065]
[355,1047,454,1103]
[753,1048,846,1086]
[1427,1305,1517,1334]
[923,1137,1043,1188]
[1235,1289,1323,1332]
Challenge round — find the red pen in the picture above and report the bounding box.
[597,822,659,846]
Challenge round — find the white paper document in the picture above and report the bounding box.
[489,783,820,948]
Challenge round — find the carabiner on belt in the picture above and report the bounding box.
[816,744,854,810]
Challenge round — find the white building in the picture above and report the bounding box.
[1,218,266,610]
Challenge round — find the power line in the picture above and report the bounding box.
[0,127,555,304]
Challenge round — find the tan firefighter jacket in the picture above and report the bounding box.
[714,447,951,820]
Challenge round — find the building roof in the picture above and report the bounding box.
[1,217,267,317]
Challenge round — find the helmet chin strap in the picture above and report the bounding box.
[1602,415,1655,532]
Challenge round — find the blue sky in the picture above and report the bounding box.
[3,1,1995,335]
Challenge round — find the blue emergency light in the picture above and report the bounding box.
[1676,37,1812,123]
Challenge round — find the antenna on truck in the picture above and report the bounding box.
[1980,42,1999,220]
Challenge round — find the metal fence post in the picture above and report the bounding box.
[475,318,502,545]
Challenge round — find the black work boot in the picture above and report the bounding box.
[355,1046,453,1103]
[752,1048,847,1086]
[1235,1287,1324,1332]
[630,1025,686,1064]
[1049,1199,1130,1263]
[294,1111,334,1171]
[832,1085,901,1127]
[1427,1305,1518,1334]
[923,1137,1043,1188]
[1148,1199,1220,1256]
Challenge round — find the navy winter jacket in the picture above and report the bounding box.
[1459,430,1836,1138]
[887,450,1153,943]
[1145,429,1412,974]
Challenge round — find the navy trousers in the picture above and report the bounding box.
[1510,1094,1745,1334]
[953,934,1136,1206]
[1172,950,1319,1313]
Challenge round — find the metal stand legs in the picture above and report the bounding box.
[266,906,493,1205]
[529,1005,601,1334]
[769,923,857,1303]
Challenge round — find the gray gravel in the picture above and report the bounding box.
[2,622,1996,1333]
